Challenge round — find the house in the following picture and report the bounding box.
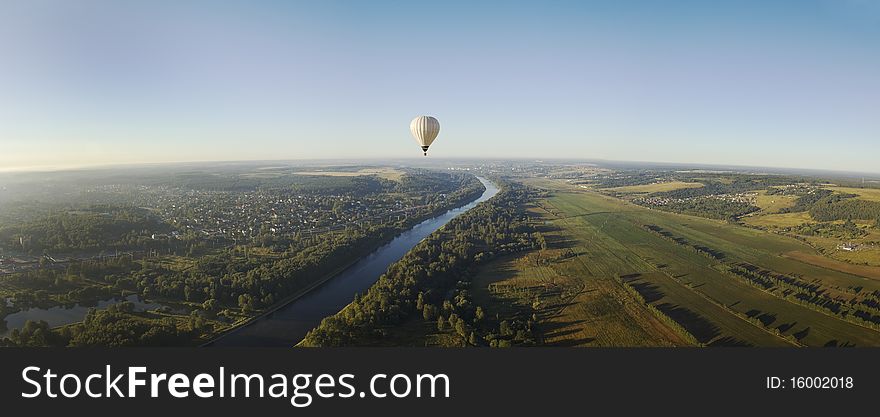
[838,242,857,252]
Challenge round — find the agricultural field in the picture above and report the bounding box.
[752,190,798,213]
[742,185,880,267]
[606,181,704,194]
[829,186,880,202]
[293,167,404,181]
[470,247,693,347]
[475,178,880,347]
[782,251,880,281]
[741,212,813,228]
[592,171,880,268]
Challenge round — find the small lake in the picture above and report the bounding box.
[209,176,499,347]
[1,294,164,337]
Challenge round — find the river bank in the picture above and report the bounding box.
[208,177,499,347]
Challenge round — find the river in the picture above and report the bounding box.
[208,176,499,347]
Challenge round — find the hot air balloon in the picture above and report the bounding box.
[410,116,440,156]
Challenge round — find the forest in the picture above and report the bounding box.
[0,171,487,346]
[301,182,542,347]
[809,195,880,223]
[652,198,759,221]
[0,206,169,253]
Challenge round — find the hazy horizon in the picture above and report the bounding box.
[2,1,878,172]
[3,156,880,179]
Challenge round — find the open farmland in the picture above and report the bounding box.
[742,211,814,228]
[828,186,880,202]
[476,178,880,347]
[783,251,880,281]
[753,190,798,213]
[606,181,704,194]
[293,167,404,181]
[469,212,694,347]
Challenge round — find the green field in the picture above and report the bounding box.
[829,186,880,202]
[293,167,404,181]
[606,181,704,194]
[470,220,693,347]
[742,211,814,228]
[753,190,798,213]
[474,179,880,347]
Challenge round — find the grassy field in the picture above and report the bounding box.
[742,212,814,228]
[783,251,880,280]
[470,214,694,347]
[293,167,404,181]
[477,178,880,347]
[753,191,798,213]
[741,196,880,267]
[606,181,704,194]
[828,186,880,202]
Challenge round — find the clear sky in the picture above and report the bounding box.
[0,0,878,172]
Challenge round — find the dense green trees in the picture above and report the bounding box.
[301,182,540,347]
[778,189,833,213]
[809,196,880,223]
[2,320,67,347]
[789,220,866,239]
[0,206,169,253]
[64,305,196,347]
[0,172,487,346]
[653,198,758,221]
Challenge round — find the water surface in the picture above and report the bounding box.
[1,294,164,336]
[210,177,498,347]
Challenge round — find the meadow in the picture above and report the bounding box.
[607,181,704,194]
[470,179,880,347]
[292,167,404,181]
[741,184,880,267]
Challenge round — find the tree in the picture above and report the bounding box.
[474,306,486,323]
[416,292,425,312]
[455,320,467,338]
[422,304,435,321]
[499,320,512,337]
[238,294,253,313]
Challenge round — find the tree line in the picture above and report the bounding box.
[301,181,541,347]
[1,173,487,346]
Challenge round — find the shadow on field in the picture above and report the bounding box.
[746,309,777,327]
[776,321,797,334]
[620,273,642,281]
[708,336,753,347]
[823,339,856,347]
[628,280,665,303]
[655,303,721,344]
[540,319,597,346]
[551,337,596,347]
[541,319,587,334]
[547,237,579,250]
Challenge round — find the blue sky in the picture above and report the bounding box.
[0,0,878,172]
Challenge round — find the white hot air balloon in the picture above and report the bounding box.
[410,115,440,156]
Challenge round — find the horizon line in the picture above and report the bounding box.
[1,157,879,178]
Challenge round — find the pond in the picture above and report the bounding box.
[1,294,165,337]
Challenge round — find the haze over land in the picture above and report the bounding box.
[1,0,879,172]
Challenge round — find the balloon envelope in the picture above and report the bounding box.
[410,116,440,155]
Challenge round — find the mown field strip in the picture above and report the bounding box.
[546,190,880,347]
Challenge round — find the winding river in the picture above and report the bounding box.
[208,176,499,347]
